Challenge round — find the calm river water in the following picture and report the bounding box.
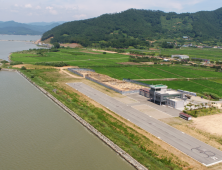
[0,35,135,170]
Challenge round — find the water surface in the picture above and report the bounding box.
[0,35,135,170]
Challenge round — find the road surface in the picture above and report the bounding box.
[67,82,222,167]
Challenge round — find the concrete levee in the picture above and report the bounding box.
[16,70,148,170]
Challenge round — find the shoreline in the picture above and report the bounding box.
[15,69,147,170]
[8,53,11,62]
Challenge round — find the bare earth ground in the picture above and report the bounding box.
[118,62,143,65]
[12,64,54,69]
[59,69,222,169]
[192,114,222,135]
[92,49,117,54]
[60,43,82,48]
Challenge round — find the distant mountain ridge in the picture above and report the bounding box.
[41,8,222,47]
[0,21,65,35]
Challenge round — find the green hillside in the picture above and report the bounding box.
[42,8,222,47]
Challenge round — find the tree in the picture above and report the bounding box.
[53,42,60,49]
[21,66,27,70]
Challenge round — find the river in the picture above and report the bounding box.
[0,35,135,170]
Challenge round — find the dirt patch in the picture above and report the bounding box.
[12,64,54,69]
[140,62,154,65]
[118,62,143,65]
[60,43,82,48]
[42,37,53,44]
[192,113,222,135]
[92,49,117,54]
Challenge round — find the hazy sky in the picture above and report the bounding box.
[0,0,221,23]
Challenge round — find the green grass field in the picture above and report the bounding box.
[11,47,222,98]
[11,48,129,66]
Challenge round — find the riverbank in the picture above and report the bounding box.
[14,68,189,170]
[16,70,147,170]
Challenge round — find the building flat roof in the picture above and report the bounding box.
[150,84,167,89]
[156,90,181,95]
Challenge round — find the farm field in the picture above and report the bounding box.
[11,48,129,66]
[90,65,222,80]
[160,47,222,60]
[10,47,222,98]
[126,47,222,60]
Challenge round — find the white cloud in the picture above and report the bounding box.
[36,6,41,10]
[73,14,86,20]
[24,4,32,8]
[46,6,58,15]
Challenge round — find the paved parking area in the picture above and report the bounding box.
[68,82,222,167]
[126,93,180,117]
[132,104,172,119]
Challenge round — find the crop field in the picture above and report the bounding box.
[160,48,222,60]
[127,47,222,60]
[90,65,222,80]
[11,48,129,66]
[11,47,222,98]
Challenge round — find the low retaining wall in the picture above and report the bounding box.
[68,68,84,77]
[86,76,139,94]
[16,70,148,170]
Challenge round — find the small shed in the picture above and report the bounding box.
[179,112,192,121]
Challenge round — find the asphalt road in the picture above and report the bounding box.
[67,82,222,167]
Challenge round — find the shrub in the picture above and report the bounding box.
[21,66,27,70]
[10,61,23,65]
[35,62,69,67]
[1,60,9,64]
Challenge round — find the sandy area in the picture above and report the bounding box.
[60,43,82,48]
[192,113,222,135]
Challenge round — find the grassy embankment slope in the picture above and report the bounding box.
[10,47,222,99]
[18,68,189,170]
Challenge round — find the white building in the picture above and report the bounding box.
[171,55,189,59]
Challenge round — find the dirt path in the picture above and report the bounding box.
[58,67,84,79]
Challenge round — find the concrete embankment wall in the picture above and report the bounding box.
[16,70,148,170]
